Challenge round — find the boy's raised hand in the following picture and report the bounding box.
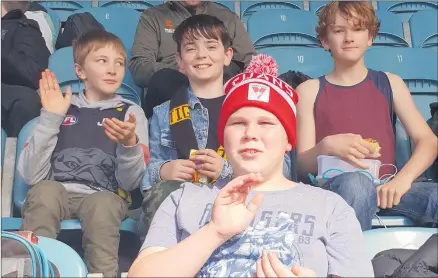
[209,173,264,241]
[39,69,72,116]
[103,112,137,147]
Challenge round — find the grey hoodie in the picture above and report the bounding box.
[17,92,149,194]
[129,1,256,88]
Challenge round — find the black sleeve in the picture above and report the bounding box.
[1,20,50,90]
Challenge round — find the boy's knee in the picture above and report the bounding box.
[81,192,128,223]
[26,180,66,203]
[327,172,376,199]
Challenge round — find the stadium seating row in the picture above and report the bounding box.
[247,9,437,49]
[35,1,438,22]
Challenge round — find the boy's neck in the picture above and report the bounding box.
[328,58,368,86]
[84,89,115,103]
[190,77,224,99]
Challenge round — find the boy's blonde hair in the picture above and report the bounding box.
[73,30,126,66]
[316,1,380,42]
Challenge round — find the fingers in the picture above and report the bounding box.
[219,173,263,197]
[291,265,316,277]
[64,86,72,102]
[377,185,387,208]
[256,260,265,278]
[349,148,366,160]
[260,252,277,278]
[377,185,398,209]
[246,193,264,214]
[269,252,296,277]
[127,112,136,124]
[345,154,369,169]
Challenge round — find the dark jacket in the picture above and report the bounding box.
[372,233,438,278]
[1,10,50,90]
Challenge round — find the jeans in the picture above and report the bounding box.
[323,172,438,231]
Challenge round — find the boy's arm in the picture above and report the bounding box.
[295,79,327,176]
[141,112,173,191]
[388,72,438,183]
[129,188,226,277]
[17,109,64,185]
[115,105,149,191]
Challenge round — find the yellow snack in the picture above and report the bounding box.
[365,138,380,153]
[190,149,211,185]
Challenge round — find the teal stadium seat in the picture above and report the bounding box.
[363,227,437,260]
[374,10,409,47]
[49,47,141,104]
[247,9,319,48]
[97,0,162,12]
[240,1,303,22]
[410,10,438,50]
[365,47,438,119]
[308,1,329,15]
[35,1,93,22]
[37,236,88,277]
[1,118,137,233]
[258,46,333,77]
[377,1,438,21]
[73,7,140,52]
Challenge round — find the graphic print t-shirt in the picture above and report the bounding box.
[141,182,373,277]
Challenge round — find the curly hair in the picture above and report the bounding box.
[316,1,380,42]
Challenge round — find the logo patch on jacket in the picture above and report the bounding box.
[164,19,174,33]
[62,115,78,125]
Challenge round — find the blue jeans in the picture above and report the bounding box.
[323,172,438,231]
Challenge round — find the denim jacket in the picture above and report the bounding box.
[141,88,293,191]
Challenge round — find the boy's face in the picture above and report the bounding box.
[223,107,292,177]
[74,45,125,96]
[321,11,373,64]
[176,35,233,84]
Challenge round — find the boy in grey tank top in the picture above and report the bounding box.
[129,56,373,277]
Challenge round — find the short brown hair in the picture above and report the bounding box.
[173,14,232,54]
[73,30,126,66]
[316,1,380,42]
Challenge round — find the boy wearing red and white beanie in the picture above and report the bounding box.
[131,55,373,278]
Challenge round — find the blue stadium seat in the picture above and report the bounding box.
[49,47,141,104]
[372,215,414,227]
[258,46,333,77]
[308,1,329,14]
[38,236,88,277]
[7,118,137,233]
[365,48,438,119]
[247,9,319,48]
[410,10,438,49]
[363,227,437,260]
[35,1,93,22]
[374,10,409,47]
[73,7,141,52]
[377,1,438,21]
[240,1,303,22]
[394,119,412,170]
[98,0,162,11]
[1,128,6,167]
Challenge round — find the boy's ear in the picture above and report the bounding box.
[175,52,185,72]
[74,63,86,80]
[286,142,293,153]
[223,47,233,67]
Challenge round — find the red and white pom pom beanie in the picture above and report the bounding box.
[218,54,299,149]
